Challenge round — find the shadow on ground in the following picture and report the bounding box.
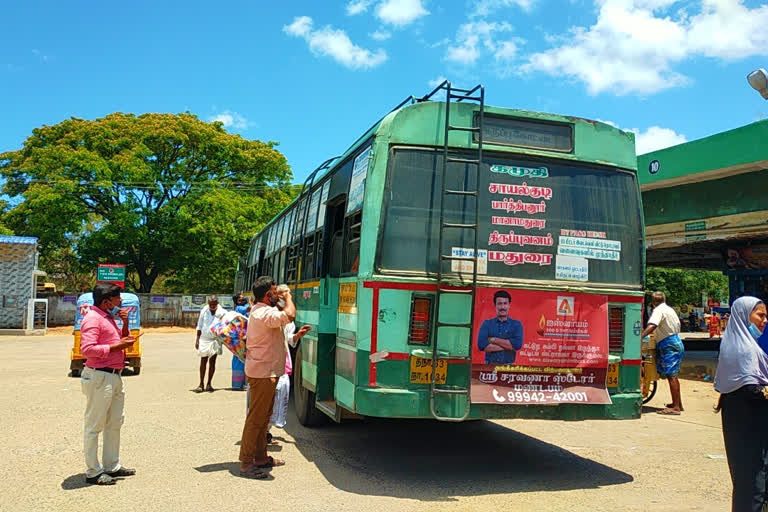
[61,474,126,490]
[61,474,91,490]
[193,462,275,480]
[278,401,634,501]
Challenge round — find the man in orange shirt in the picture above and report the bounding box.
[239,276,295,478]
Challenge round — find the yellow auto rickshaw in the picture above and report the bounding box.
[641,333,659,404]
[71,292,142,376]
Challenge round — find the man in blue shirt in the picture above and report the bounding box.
[477,290,524,364]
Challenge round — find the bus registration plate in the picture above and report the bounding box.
[410,357,447,384]
[606,363,619,387]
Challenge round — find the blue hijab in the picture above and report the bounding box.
[714,296,768,394]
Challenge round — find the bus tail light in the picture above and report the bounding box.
[409,297,433,345]
[608,306,624,352]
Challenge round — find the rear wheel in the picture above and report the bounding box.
[294,344,325,426]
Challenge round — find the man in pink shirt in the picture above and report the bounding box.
[239,276,294,478]
[79,283,140,485]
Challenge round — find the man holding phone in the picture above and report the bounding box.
[79,283,142,485]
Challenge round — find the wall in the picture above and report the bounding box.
[0,239,37,329]
[46,293,232,327]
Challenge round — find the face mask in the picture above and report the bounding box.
[749,322,763,340]
[277,299,286,309]
[108,300,120,315]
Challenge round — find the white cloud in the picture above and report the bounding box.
[633,125,687,154]
[428,75,448,88]
[494,40,519,61]
[347,0,373,15]
[371,30,392,41]
[523,0,768,95]
[209,111,249,130]
[599,119,687,154]
[284,16,313,37]
[283,16,387,70]
[376,0,429,26]
[687,0,768,59]
[445,21,517,65]
[471,0,536,17]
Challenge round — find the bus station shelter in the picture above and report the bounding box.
[638,119,768,303]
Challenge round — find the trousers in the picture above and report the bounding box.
[81,366,125,478]
[239,376,277,464]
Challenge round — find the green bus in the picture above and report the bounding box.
[235,82,644,425]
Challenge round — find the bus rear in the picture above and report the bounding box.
[354,100,644,421]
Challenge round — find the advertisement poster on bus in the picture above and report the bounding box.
[471,288,610,405]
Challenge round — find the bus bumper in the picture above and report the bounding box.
[355,387,642,421]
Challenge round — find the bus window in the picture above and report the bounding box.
[344,211,362,274]
[302,233,316,279]
[256,247,265,277]
[378,148,642,285]
[323,197,347,278]
[278,249,286,283]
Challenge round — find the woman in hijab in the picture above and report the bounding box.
[714,296,768,512]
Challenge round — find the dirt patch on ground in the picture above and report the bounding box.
[47,325,195,336]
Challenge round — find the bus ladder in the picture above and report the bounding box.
[429,81,484,422]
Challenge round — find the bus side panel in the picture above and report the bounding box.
[621,303,643,394]
[335,277,359,410]
[296,281,322,393]
[436,293,472,358]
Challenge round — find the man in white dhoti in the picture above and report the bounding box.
[195,295,226,392]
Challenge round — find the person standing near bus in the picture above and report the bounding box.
[239,276,294,478]
[714,296,768,512]
[477,290,524,364]
[641,291,684,415]
[195,295,226,393]
[79,283,139,485]
[231,294,248,391]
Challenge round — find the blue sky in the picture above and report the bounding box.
[2,0,768,184]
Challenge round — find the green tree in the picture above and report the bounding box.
[1,112,293,292]
[0,200,12,235]
[646,267,729,306]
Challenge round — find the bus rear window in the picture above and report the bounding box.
[377,148,642,286]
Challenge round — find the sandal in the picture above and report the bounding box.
[193,385,204,393]
[206,385,214,392]
[666,403,684,411]
[85,473,117,485]
[256,456,285,468]
[657,408,681,415]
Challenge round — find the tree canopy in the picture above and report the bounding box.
[0,112,294,292]
[0,200,11,235]
[646,267,729,307]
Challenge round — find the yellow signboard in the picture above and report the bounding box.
[338,283,357,314]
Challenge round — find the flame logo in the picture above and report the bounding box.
[537,314,546,335]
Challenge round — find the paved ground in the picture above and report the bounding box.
[0,330,731,512]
